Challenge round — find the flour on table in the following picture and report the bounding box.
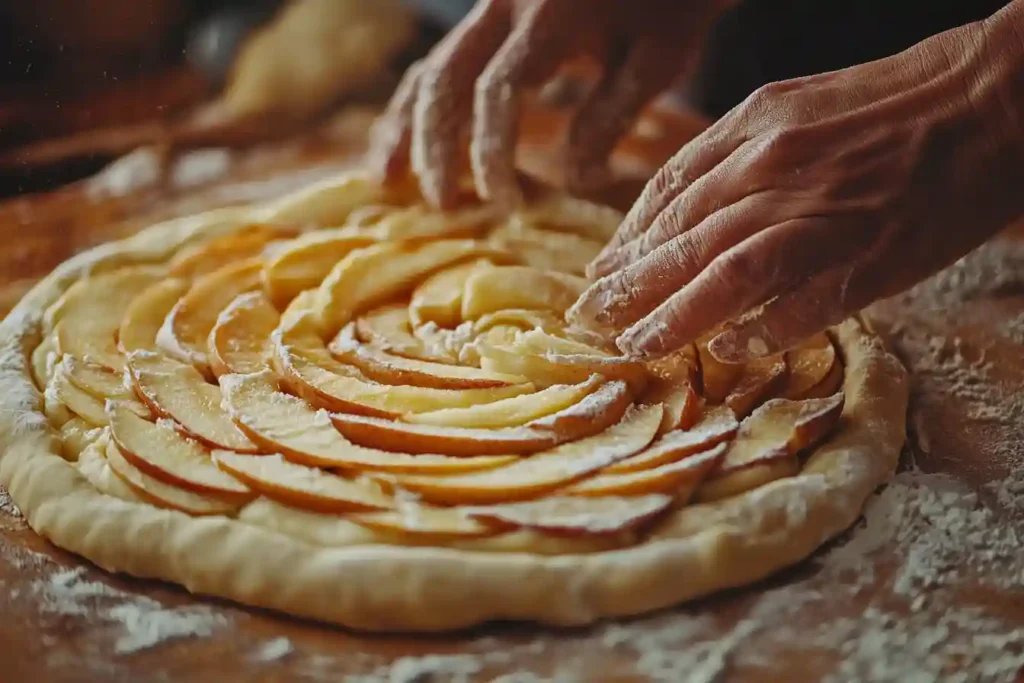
[253,636,294,663]
[0,545,228,656]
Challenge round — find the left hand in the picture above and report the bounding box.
[570,11,1024,363]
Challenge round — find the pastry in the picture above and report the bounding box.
[0,173,908,632]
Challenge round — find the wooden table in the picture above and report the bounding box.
[1,103,1021,683]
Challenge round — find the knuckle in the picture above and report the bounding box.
[661,234,706,277]
[710,247,758,288]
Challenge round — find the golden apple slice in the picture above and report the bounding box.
[213,451,392,514]
[696,459,802,503]
[77,435,145,502]
[255,171,387,226]
[514,328,613,357]
[168,224,296,279]
[724,354,788,418]
[487,223,602,275]
[329,324,528,389]
[107,401,252,502]
[31,334,59,390]
[158,259,263,376]
[126,351,259,453]
[476,341,647,391]
[562,442,726,500]
[646,343,700,386]
[781,333,842,400]
[61,355,151,419]
[605,406,739,474]
[118,278,191,354]
[348,505,499,540]
[261,230,377,308]
[50,266,164,371]
[59,417,103,461]
[465,494,671,536]
[220,372,517,474]
[273,308,533,417]
[643,380,702,435]
[409,258,494,328]
[698,340,744,404]
[315,239,514,335]
[355,305,457,364]
[460,266,587,319]
[207,291,280,376]
[403,376,602,429]
[389,404,661,504]
[105,438,240,516]
[47,361,109,427]
[472,309,564,335]
[511,194,623,242]
[696,393,845,501]
[332,380,634,456]
[340,202,499,241]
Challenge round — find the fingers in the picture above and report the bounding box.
[563,37,686,194]
[367,61,424,181]
[411,0,512,209]
[571,193,775,332]
[706,260,881,363]
[472,0,581,208]
[585,123,744,279]
[613,215,875,358]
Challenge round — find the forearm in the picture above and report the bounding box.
[977,0,1024,142]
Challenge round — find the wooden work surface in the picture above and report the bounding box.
[0,103,1021,683]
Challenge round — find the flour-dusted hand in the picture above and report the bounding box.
[571,2,1024,363]
[367,0,734,209]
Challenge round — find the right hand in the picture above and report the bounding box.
[367,0,735,209]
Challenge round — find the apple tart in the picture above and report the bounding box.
[0,173,908,632]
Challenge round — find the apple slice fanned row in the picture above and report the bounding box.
[696,392,845,502]
[331,380,635,457]
[219,371,518,474]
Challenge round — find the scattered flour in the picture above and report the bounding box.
[253,636,294,663]
[1000,312,1024,346]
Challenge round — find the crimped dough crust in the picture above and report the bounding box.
[0,177,908,632]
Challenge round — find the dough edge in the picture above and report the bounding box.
[0,174,909,632]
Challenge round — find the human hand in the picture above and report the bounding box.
[367,0,734,209]
[571,9,1024,363]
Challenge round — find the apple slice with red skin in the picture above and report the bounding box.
[331,380,633,456]
[696,392,845,502]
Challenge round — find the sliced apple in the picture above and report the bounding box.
[695,458,802,503]
[408,258,493,328]
[332,380,634,456]
[213,452,393,514]
[472,309,565,335]
[77,436,145,502]
[781,333,843,400]
[119,278,191,354]
[460,266,587,319]
[329,323,528,389]
[345,203,499,241]
[347,504,499,540]
[643,379,702,434]
[698,340,744,404]
[157,258,264,376]
[47,361,109,427]
[260,230,377,308]
[511,194,622,242]
[49,266,164,371]
[273,313,533,416]
[562,442,726,501]
[31,333,59,391]
[403,376,602,429]
[107,401,252,502]
[255,171,387,226]
[126,351,260,453]
[646,343,700,387]
[207,291,280,376]
[487,222,603,276]
[167,224,296,279]
[696,393,845,501]
[514,328,614,357]
[724,354,788,418]
[314,239,514,335]
[355,305,457,364]
[476,341,646,390]
[465,493,672,536]
[604,406,739,474]
[220,371,517,474]
[389,404,661,504]
[59,417,103,461]
[104,438,240,516]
